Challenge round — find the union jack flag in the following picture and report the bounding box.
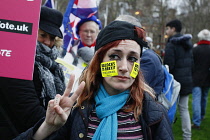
[43,0,55,9]
[62,0,99,52]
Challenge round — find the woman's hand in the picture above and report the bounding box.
[46,74,85,128]
[33,74,85,139]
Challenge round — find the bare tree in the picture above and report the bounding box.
[50,0,210,48]
[177,0,210,43]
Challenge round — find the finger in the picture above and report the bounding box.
[67,81,85,107]
[54,94,61,106]
[63,74,75,97]
[54,105,68,124]
[54,105,64,115]
[48,100,55,112]
[54,105,66,116]
[46,100,56,117]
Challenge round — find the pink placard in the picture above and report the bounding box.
[0,0,41,80]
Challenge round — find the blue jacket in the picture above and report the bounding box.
[141,48,164,95]
[14,93,174,140]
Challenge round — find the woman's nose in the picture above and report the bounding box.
[43,38,53,47]
[118,59,129,73]
[44,38,51,47]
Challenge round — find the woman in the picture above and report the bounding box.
[33,6,65,108]
[15,21,173,140]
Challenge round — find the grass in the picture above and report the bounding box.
[172,90,210,140]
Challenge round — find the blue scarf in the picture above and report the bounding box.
[93,84,129,140]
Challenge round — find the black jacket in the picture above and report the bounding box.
[164,34,193,95]
[192,42,210,87]
[14,93,174,140]
[0,77,45,140]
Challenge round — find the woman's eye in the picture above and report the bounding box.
[129,57,138,62]
[109,54,120,60]
[50,36,55,41]
[40,33,46,38]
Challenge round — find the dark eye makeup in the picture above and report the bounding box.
[109,54,120,60]
[128,56,138,62]
[108,54,138,63]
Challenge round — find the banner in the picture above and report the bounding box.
[0,0,41,80]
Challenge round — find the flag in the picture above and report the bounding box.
[43,0,55,9]
[62,0,99,52]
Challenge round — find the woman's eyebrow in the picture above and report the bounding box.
[109,49,122,53]
[129,51,140,56]
[109,49,140,56]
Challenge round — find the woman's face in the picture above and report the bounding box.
[102,40,141,95]
[37,29,55,48]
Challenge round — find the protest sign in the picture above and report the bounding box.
[0,0,41,80]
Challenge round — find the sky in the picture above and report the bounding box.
[167,0,186,14]
[168,0,182,8]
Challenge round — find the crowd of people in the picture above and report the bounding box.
[0,4,209,140]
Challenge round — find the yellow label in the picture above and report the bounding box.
[100,61,118,77]
[130,62,139,78]
[82,62,88,67]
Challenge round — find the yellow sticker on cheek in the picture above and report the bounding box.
[130,62,140,78]
[100,61,118,77]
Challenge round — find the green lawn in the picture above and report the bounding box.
[172,91,210,140]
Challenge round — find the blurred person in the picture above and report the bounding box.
[34,6,65,109]
[63,16,101,70]
[164,19,193,140]
[191,29,210,129]
[15,20,173,140]
[0,6,65,139]
[146,36,155,50]
[115,15,164,95]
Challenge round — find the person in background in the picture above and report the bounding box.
[14,20,173,140]
[0,6,65,139]
[146,36,156,50]
[191,29,210,129]
[115,15,164,95]
[164,19,193,140]
[63,16,101,70]
[34,6,65,109]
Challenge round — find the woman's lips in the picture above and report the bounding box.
[114,76,129,81]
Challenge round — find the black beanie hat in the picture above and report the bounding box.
[166,19,182,32]
[39,6,63,38]
[95,21,147,56]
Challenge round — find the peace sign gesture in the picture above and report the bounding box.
[33,74,85,139]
